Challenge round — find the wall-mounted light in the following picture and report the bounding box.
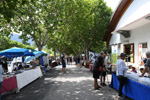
[145,15,150,20]
[117,30,130,38]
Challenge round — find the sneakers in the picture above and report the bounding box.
[103,83,107,86]
[98,85,102,88]
[117,96,125,99]
[94,88,100,90]
[100,83,107,86]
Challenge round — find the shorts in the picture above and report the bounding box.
[93,71,100,79]
[62,64,66,68]
[78,61,80,64]
[99,71,106,76]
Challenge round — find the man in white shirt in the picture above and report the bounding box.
[0,62,4,100]
[91,56,95,64]
[116,53,130,99]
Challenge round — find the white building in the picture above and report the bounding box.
[104,0,150,66]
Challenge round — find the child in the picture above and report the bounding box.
[131,66,137,73]
[140,68,144,73]
[140,68,149,77]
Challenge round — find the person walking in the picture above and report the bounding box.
[92,51,105,90]
[116,53,131,99]
[61,54,66,74]
[77,56,80,66]
[74,56,78,65]
[70,56,72,66]
[0,62,4,100]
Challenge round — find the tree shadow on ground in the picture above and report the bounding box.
[2,65,133,100]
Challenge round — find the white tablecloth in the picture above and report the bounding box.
[125,72,150,86]
[16,67,43,91]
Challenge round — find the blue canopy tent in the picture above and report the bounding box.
[0,47,35,58]
[24,51,43,63]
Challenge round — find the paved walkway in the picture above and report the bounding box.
[2,64,131,100]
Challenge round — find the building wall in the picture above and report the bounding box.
[109,34,121,45]
[115,0,150,30]
[121,23,150,64]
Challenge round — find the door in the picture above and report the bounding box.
[124,43,134,63]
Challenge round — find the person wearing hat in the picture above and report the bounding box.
[131,66,137,73]
[116,53,131,99]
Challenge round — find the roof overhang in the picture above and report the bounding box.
[113,13,150,33]
[103,0,133,47]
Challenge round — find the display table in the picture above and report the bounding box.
[16,67,43,92]
[89,64,93,71]
[111,73,150,100]
[1,76,17,94]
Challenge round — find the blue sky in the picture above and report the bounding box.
[11,33,34,45]
[11,0,120,45]
[104,0,121,11]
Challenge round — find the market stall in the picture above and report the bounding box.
[16,67,42,92]
[111,72,150,100]
[24,51,43,63]
[1,76,17,94]
[0,47,43,94]
[0,47,34,58]
[0,47,35,73]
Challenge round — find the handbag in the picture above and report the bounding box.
[98,67,103,72]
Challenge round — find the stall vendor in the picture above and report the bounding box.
[3,61,8,72]
[34,58,40,66]
[116,53,131,99]
[140,51,150,77]
[131,66,137,73]
[140,68,149,77]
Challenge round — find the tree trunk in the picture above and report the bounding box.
[84,50,86,58]
[59,51,62,59]
[86,49,88,59]
[38,45,43,51]
[87,49,89,59]
[54,47,56,59]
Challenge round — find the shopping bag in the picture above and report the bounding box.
[98,67,103,72]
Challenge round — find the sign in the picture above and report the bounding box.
[138,43,148,64]
[138,44,142,64]
[111,45,118,64]
[111,45,118,54]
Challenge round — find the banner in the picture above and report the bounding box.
[111,45,118,54]
[111,45,118,64]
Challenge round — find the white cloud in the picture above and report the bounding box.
[104,0,121,11]
[12,32,21,35]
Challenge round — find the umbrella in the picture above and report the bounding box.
[0,47,34,58]
[49,54,54,57]
[24,51,43,63]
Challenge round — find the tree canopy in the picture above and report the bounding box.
[0,35,35,51]
[0,0,112,56]
[47,0,112,56]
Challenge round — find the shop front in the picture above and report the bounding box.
[110,15,150,67]
[105,0,150,99]
[124,43,134,63]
